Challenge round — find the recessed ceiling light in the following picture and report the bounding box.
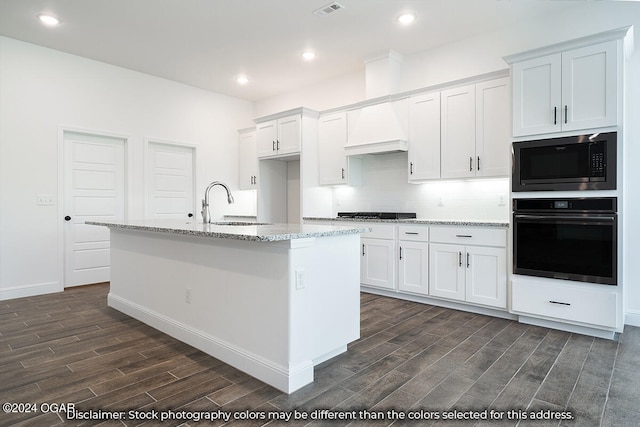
[398,13,416,25]
[302,51,316,61]
[236,75,249,85]
[38,14,60,26]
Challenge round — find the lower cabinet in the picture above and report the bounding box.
[361,237,396,290]
[429,227,507,309]
[398,225,429,295]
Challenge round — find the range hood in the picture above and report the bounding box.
[345,101,408,155]
[345,50,408,156]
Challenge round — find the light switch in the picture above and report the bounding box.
[37,195,55,206]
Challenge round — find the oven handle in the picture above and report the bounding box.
[514,214,616,222]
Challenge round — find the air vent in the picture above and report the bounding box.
[313,2,344,16]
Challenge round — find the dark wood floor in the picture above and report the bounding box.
[1,284,639,427]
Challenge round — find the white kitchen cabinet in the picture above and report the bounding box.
[441,84,476,179]
[408,92,441,181]
[318,111,361,186]
[256,114,301,158]
[475,78,511,177]
[429,226,507,308]
[360,223,396,291]
[511,40,619,137]
[238,128,258,190]
[398,225,429,295]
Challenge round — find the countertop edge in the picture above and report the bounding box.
[86,221,372,242]
[303,217,510,228]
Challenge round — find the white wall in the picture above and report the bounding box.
[0,36,253,299]
[253,2,640,324]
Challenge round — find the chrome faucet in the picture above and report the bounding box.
[201,181,234,223]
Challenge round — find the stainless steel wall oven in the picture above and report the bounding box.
[513,197,617,285]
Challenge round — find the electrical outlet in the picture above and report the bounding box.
[437,197,444,207]
[295,269,305,290]
[498,194,506,206]
[185,288,192,304]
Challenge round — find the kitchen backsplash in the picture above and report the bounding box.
[333,152,510,221]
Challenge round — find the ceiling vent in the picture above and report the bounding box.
[313,2,345,16]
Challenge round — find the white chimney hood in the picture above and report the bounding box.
[345,50,408,156]
[345,100,408,156]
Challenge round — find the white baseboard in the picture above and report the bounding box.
[108,293,314,393]
[0,281,62,301]
[625,310,640,327]
[518,315,617,340]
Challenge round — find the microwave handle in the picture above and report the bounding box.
[515,214,616,222]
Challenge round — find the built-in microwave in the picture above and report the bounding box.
[512,132,616,192]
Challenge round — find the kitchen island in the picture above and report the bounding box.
[86,219,370,393]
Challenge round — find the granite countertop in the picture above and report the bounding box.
[86,219,371,242]
[303,217,509,228]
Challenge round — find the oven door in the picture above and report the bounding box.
[513,213,617,285]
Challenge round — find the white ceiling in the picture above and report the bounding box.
[0,0,589,101]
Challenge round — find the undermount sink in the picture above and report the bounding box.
[208,221,270,226]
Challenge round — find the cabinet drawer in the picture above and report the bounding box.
[430,226,506,247]
[398,225,428,242]
[511,279,617,328]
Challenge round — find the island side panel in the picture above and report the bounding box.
[106,228,361,393]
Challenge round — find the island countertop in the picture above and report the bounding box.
[303,216,509,228]
[86,219,371,242]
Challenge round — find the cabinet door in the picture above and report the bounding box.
[361,238,396,290]
[318,112,347,185]
[465,246,506,308]
[238,130,258,190]
[408,92,441,181]
[429,243,465,301]
[256,120,278,158]
[398,241,429,295]
[441,85,476,179]
[512,54,562,137]
[476,78,510,178]
[276,115,301,155]
[561,41,618,132]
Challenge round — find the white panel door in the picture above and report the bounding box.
[361,238,396,290]
[475,78,511,178]
[277,115,301,155]
[441,85,476,179]
[398,241,429,295]
[465,246,507,308]
[64,132,125,287]
[408,92,441,181]
[318,112,348,185]
[146,142,195,220]
[429,243,465,301]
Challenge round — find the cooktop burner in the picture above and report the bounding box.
[337,212,417,219]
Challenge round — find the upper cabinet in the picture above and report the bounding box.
[238,128,258,190]
[409,77,510,182]
[509,37,622,137]
[256,112,302,158]
[318,111,361,186]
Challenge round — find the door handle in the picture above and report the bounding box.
[410,162,414,175]
[64,216,72,221]
[459,251,462,267]
[554,106,557,125]
[188,213,193,218]
[477,156,480,171]
[564,105,568,124]
[469,157,473,172]
[362,244,365,256]
[467,252,470,268]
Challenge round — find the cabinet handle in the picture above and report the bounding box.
[276,140,280,150]
[399,246,403,260]
[410,162,414,175]
[467,252,470,268]
[554,106,557,125]
[459,251,462,267]
[404,232,419,235]
[254,176,257,185]
[272,141,276,151]
[469,157,473,172]
[477,156,480,171]
[564,105,568,124]
[549,300,571,306]
[362,244,365,256]
[341,168,345,179]
[456,234,473,238]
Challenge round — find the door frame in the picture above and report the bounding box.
[57,125,132,290]
[143,137,198,220]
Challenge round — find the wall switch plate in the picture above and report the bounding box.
[185,288,192,304]
[437,197,444,206]
[37,195,55,206]
[498,194,506,206]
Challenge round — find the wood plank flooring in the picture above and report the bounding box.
[1,283,639,426]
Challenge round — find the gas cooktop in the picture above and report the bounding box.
[337,212,417,220]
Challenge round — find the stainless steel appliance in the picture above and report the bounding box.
[337,212,417,219]
[513,197,617,285]
[512,132,616,192]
